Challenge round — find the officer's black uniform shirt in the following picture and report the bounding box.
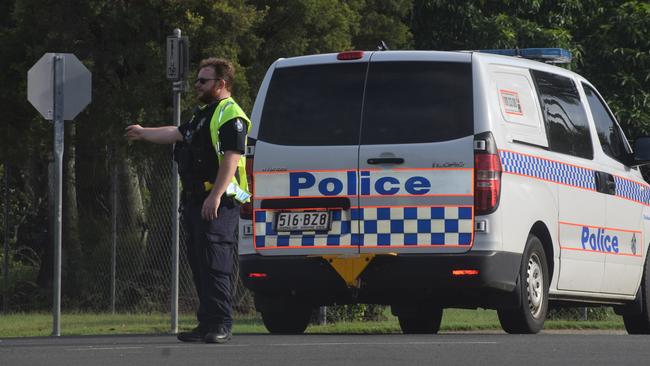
[178,117,247,155]
[175,103,247,194]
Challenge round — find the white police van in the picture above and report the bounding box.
[238,48,650,334]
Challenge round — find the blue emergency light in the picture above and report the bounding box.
[477,48,572,64]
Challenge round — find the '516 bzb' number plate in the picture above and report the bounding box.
[275,211,331,232]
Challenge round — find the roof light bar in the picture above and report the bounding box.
[478,48,572,64]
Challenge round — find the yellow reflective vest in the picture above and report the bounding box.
[207,97,252,203]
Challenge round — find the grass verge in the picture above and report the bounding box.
[0,308,625,338]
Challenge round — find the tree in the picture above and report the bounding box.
[411,0,576,51]
[572,1,650,137]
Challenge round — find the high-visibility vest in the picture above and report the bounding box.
[208,97,252,203]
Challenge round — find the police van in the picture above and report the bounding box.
[237,48,650,334]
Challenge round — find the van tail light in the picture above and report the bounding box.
[240,142,255,220]
[337,51,364,60]
[474,132,502,215]
[452,269,480,276]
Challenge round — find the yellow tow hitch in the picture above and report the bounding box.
[320,254,376,288]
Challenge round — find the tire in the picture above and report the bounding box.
[398,307,443,334]
[261,306,312,334]
[622,250,650,334]
[498,234,549,334]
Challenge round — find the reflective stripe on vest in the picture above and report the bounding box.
[209,97,252,203]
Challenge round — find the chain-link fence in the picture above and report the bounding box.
[0,144,252,315]
[5,151,648,318]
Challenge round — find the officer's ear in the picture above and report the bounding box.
[211,79,224,98]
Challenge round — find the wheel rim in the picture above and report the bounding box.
[526,252,544,319]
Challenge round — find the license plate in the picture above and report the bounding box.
[275,211,331,232]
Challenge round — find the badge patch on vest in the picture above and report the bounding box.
[235,119,244,132]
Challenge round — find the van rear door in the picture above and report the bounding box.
[252,55,368,255]
[357,52,475,254]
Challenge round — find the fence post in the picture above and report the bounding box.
[3,162,9,313]
[111,148,117,314]
[318,306,327,325]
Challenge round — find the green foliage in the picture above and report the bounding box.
[572,1,650,137]
[547,306,611,321]
[1,0,649,313]
[351,0,413,50]
[411,0,577,50]
[322,304,387,323]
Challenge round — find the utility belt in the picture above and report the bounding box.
[181,180,239,208]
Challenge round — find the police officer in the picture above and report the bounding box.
[126,58,251,344]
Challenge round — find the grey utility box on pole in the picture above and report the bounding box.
[27,53,91,336]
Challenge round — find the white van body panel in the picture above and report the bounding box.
[240,50,649,308]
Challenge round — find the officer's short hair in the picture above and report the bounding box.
[199,58,235,91]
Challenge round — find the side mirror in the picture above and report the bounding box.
[632,136,650,166]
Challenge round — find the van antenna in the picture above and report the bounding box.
[377,40,389,51]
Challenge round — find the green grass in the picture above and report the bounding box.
[0,308,625,338]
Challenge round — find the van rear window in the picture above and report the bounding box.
[258,63,366,146]
[361,61,473,145]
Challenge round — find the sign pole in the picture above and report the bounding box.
[169,28,183,334]
[52,54,64,336]
[27,52,91,336]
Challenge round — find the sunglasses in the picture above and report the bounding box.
[195,78,220,85]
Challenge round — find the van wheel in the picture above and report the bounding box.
[498,234,548,334]
[398,307,443,334]
[261,306,312,334]
[622,250,650,334]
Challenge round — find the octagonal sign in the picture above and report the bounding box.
[27,53,91,120]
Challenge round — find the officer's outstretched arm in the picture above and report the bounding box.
[125,125,182,144]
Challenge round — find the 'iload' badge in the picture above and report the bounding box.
[235,119,244,132]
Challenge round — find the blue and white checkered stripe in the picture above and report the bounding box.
[254,206,473,248]
[614,176,650,204]
[356,207,473,246]
[500,151,595,190]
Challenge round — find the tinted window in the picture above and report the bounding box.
[360,61,473,145]
[583,84,631,164]
[258,63,366,146]
[531,70,593,159]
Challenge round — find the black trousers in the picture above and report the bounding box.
[182,194,239,329]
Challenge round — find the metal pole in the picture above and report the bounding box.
[3,162,9,313]
[318,306,327,326]
[170,28,182,334]
[111,148,117,314]
[52,54,64,336]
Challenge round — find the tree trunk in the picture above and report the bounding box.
[62,122,82,300]
[37,154,53,291]
[118,151,148,258]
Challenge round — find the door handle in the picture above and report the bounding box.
[367,157,404,165]
[606,175,616,194]
[595,171,616,195]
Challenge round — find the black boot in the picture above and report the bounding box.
[177,325,207,342]
[204,325,232,344]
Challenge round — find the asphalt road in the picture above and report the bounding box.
[1,331,648,366]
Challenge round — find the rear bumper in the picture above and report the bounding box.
[240,251,522,309]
